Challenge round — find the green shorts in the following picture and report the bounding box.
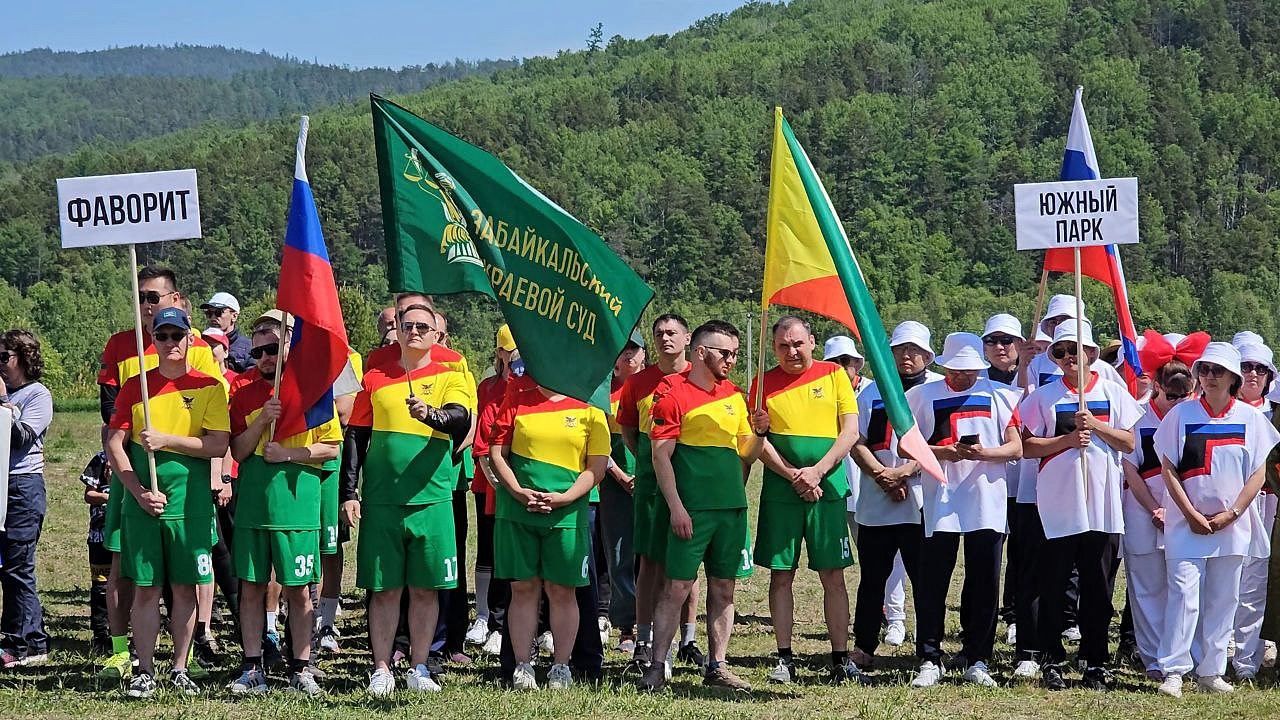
[234,527,320,586]
[104,477,123,552]
[356,502,457,591]
[665,508,753,581]
[320,469,339,555]
[634,493,671,563]
[494,519,590,588]
[755,500,854,571]
[119,513,213,587]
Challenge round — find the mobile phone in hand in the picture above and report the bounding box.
[959,434,979,446]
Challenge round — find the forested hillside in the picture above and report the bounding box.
[1,0,1277,396]
[0,45,517,161]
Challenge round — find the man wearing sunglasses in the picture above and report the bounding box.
[200,292,252,373]
[639,320,770,692]
[1018,322,1141,691]
[341,303,472,697]
[94,266,222,683]
[225,313,341,697]
[750,317,860,685]
[104,307,231,699]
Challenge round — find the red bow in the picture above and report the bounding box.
[1138,330,1211,374]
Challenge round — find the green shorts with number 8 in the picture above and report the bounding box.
[664,508,753,581]
[234,527,320,586]
[494,519,590,588]
[120,513,213,587]
[754,499,854,571]
[356,502,458,591]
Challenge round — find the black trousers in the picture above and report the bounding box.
[915,529,1005,664]
[1014,502,1044,660]
[88,541,112,640]
[999,498,1018,623]
[853,522,921,656]
[440,489,470,654]
[1037,531,1119,668]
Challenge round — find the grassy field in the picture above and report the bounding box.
[4,409,1280,718]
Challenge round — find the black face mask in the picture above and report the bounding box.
[899,368,928,391]
[987,365,1017,384]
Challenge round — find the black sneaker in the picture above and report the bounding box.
[677,641,707,668]
[632,643,653,669]
[91,635,112,656]
[169,668,201,696]
[1081,666,1111,691]
[125,671,156,699]
[1115,641,1142,669]
[425,652,446,677]
[263,631,284,670]
[193,635,221,667]
[1042,664,1067,691]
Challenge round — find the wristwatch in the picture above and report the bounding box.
[1230,506,1241,518]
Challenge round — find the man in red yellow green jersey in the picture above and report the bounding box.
[487,378,611,690]
[95,266,222,682]
[226,313,342,696]
[639,320,770,693]
[341,303,472,697]
[749,316,861,685]
[602,336,644,652]
[104,307,230,699]
[617,313,704,671]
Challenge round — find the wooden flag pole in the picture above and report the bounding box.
[268,312,290,441]
[128,244,160,493]
[1030,267,1049,336]
[1073,247,1089,499]
[754,304,769,411]
[744,307,754,392]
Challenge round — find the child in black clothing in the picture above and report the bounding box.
[80,452,111,655]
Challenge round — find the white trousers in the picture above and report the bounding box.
[1158,555,1244,678]
[1123,550,1166,672]
[1233,495,1275,676]
[847,512,909,623]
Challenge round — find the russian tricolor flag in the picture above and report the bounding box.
[273,116,350,439]
[1043,87,1143,394]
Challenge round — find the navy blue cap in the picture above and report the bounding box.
[152,307,192,332]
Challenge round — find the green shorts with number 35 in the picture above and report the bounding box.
[234,528,320,586]
[665,507,753,582]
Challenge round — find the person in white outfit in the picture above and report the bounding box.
[1230,340,1279,679]
[1122,331,1206,678]
[1155,342,1280,697]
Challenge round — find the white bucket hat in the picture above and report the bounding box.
[1233,331,1265,349]
[1050,319,1098,350]
[1034,326,1053,344]
[1041,294,1084,332]
[982,313,1024,341]
[823,335,863,361]
[889,321,934,362]
[1237,342,1277,376]
[1192,342,1243,383]
[936,332,989,371]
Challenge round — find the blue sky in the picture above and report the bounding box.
[0,0,751,67]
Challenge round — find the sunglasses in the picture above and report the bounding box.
[152,331,187,343]
[834,355,861,367]
[1050,345,1079,360]
[1241,362,1272,376]
[249,343,280,359]
[138,290,176,305]
[203,307,227,319]
[983,335,1019,347]
[702,345,738,362]
[1197,364,1228,379]
[400,321,436,335]
[0,351,11,364]
[1163,391,1190,403]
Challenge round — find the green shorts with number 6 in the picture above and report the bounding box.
[120,513,213,587]
[356,502,458,591]
[665,508,752,581]
[755,499,854,571]
[234,528,320,586]
[494,519,590,587]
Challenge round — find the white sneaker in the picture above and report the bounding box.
[538,631,555,656]
[512,661,538,690]
[482,630,503,655]
[405,664,442,693]
[368,668,395,698]
[1006,623,1017,646]
[547,663,573,690]
[910,661,943,688]
[885,620,906,647]
[1196,675,1234,694]
[962,661,997,687]
[1157,675,1183,698]
[465,618,489,646]
[598,616,611,647]
[1061,626,1082,642]
[1265,640,1278,668]
[1012,660,1039,679]
[1227,637,1236,658]
[766,657,794,684]
[664,658,673,681]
